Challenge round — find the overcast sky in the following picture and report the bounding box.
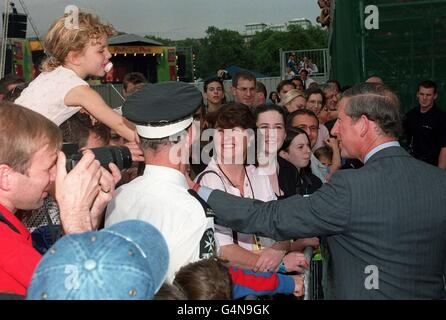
[11,0,320,40]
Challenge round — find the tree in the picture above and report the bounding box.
[143,24,328,80]
[302,25,329,49]
[248,25,328,76]
[196,26,249,79]
[144,35,174,46]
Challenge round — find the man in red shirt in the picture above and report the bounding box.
[0,103,120,296]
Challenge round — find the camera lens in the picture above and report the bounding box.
[90,146,132,171]
[64,146,132,172]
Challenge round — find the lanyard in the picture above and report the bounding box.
[217,164,262,250]
[216,164,255,198]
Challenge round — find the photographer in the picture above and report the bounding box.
[23,111,127,254]
[0,102,121,296]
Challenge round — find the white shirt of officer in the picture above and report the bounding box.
[105,164,216,283]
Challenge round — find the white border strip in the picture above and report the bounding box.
[135,117,193,139]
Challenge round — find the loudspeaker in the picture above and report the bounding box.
[2,13,27,39]
[177,54,186,78]
[4,46,13,75]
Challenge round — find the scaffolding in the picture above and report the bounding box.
[280,48,330,83]
[330,0,446,112]
[0,0,10,78]
[0,0,42,78]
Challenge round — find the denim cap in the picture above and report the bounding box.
[27,220,169,300]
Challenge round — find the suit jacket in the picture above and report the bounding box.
[208,146,446,299]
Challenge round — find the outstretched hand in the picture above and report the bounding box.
[254,247,285,272]
[282,251,310,273]
[125,140,144,162]
[292,275,305,297]
[324,137,339,150]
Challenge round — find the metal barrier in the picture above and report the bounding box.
[92,83,125,109]
[281,48,330,84]
[302,245,324,300]
[303,246,314,300]
[93,76,304,109]
[195,77,283,102]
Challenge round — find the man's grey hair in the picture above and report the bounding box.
[320,83,336,94]
[139,129,189,152]
[342,83,402,138]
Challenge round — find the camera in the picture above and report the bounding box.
[62,144,132,172]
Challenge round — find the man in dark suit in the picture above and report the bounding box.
[196,83,446,299]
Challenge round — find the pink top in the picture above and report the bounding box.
[196,158,276,251]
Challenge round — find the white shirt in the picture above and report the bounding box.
[105,165,216,283]
[307,63,318,74]
[311,153,328,183]
[285,70,296,80]
[364,141,401,163]
[15,66,88,125]
[303,77,316,89]
[196,158,276,251]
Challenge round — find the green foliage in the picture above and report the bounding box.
[146,25,328,79]
[249,25,328,76]
[144,35,174,46]
[196,26,249,79]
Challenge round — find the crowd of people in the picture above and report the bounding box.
[0,10,445,300]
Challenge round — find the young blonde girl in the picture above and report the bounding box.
[15,11,138,145]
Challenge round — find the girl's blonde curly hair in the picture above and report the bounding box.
[41,11,116,72]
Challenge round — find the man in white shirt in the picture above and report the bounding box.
[105,82,216,282]
[299,69,316,89]
[302,57,319,75]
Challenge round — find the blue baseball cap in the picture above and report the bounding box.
[27,220,169,300]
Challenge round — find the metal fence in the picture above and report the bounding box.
[280,48,330,83]
[93,70,336,107]
[194,77,283,102]
[94,78,286,108]
[92,83,125,109]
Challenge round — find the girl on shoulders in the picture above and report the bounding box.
[16,11,138,145]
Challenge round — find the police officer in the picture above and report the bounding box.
[105,82,216,283]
